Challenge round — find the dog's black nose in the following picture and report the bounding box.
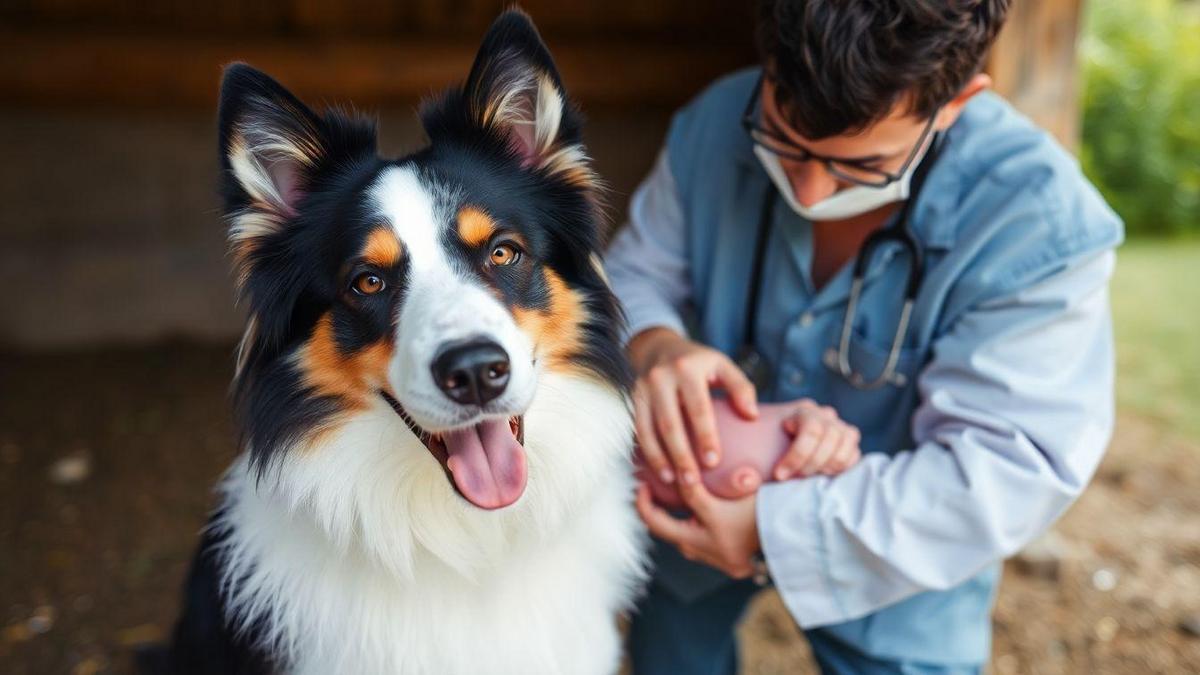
[431,338,511,406]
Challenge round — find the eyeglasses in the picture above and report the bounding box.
[741,75,940,188]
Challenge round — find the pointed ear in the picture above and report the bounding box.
[462,11,588,177]
[218,64,331,233]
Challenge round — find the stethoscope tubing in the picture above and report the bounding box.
[741,133,944,391]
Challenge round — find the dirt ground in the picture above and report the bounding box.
[1,343,1198,674]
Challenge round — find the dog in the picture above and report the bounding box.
[160,11,646,674]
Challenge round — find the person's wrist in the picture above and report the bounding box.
[747,491,762,553]
[748,493,770,585]
[629,326,685,374]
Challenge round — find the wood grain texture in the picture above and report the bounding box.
[0,29,755,109]
[986,0,1084,150]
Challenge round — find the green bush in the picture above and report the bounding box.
[1080,0,1200,237]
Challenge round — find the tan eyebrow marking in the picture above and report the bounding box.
[360,228,403,267]
[457,206,498,247]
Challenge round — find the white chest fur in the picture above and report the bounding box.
[215,374,647,674]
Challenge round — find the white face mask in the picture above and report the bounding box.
[753,143,929,221]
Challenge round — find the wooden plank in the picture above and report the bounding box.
[0,29,755,109]
[1,1,750,40]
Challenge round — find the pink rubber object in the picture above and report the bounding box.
[636,398,794,509]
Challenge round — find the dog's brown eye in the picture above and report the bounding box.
[490,243,520,266]
[352,273,385,295]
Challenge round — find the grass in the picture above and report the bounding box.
[1110,239,1200,441]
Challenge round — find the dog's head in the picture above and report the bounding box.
[218,11,630,569]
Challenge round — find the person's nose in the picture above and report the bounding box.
[784,159,839,207]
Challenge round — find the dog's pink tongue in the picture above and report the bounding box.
[443,419,527,510]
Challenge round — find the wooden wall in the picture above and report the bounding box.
[0,1,758,109]
[0,1,1086,348]
[1,1,1083,147]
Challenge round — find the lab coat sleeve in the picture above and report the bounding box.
[603,148,692,344]
[755,250,1117,628]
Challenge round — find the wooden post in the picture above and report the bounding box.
[986,0,1085,151]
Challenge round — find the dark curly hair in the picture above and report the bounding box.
[757,0,1012,139]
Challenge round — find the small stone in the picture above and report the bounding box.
[117,623,162,647]
[3,622,31,643]
[1014,531,1071,580]
[72,657,104,675]
[73,594,94,613]
[994,653,1019,674]
[1094,616,1119,642]
[27,605,56,634]
[1180,612,1200,638]
[49,450,91,485]
[0,440,20,464]
[1092,567,1119,592]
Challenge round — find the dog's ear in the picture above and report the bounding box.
[217,64,376,369]
[217,64,332,221]
[459,10,588,179]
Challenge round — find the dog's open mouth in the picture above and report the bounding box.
[380,391,526,511]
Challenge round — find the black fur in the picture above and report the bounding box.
[160,11,629,672]
[158,521,275,674]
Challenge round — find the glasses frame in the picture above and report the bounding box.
[741,75,941,189]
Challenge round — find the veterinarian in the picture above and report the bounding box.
[604,1,1123,673]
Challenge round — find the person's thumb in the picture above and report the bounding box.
[715,358,759,420]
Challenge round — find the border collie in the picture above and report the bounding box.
[162,11,646,674]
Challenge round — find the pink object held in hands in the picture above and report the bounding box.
[636,398,795,509]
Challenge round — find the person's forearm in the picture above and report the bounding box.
[603,147,692,346]
[756,251,1117,629]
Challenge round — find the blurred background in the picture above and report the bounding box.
[0,1,1197,673]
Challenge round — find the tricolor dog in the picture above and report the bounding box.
[162,11,646,674]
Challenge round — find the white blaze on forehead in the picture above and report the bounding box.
[369,163,538,431]
[370,165,450,274]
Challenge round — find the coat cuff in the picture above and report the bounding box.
[619,308,688,347]
[756,478,848,628]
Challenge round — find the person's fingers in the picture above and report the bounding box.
[775,414,823,480]
[647,373,701,485]
[800,424,843,477]
[825,428,863,474]
[633,384,673,484]
[677,375,721,468]
[823,441,862,475]
[713,358,759,420]
[635,483,702,547]
[818,404,839,422]
[821,438,851,474]
[677,477,717,525]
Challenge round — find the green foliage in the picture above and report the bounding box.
[1080,0,1200,237]
[1110,240,1200,441]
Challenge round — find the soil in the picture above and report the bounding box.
[1,343,1197,674]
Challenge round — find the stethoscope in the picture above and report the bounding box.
[735,133,945,392]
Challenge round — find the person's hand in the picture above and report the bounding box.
[629,328,758,487]
[635,480,760,579]
[772,399,862,481]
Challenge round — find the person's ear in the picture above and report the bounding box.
[935,73,992,131]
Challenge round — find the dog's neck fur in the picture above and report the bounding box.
[213,372,647,674]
